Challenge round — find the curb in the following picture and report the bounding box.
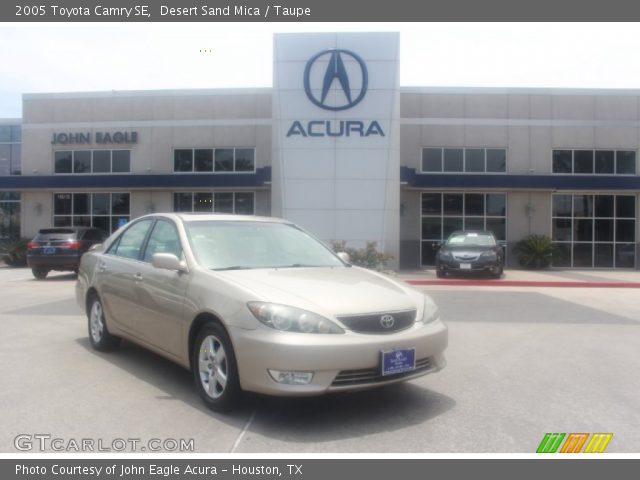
[405,279,640,288]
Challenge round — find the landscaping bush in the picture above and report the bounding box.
[0,237,29,267]
[513,234,557,270]
[330,240,393,271]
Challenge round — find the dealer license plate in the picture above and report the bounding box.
[460,263,471,269]
[381,348,416,376]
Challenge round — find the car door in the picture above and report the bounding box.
[95,219,154,332]
[129,219,189,357]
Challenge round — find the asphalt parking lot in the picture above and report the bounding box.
[1,266,639,453]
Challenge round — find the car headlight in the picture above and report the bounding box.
[439,250,452,259]
[247,302,344,334]
[480,251,497,259]
[421,295,439,324]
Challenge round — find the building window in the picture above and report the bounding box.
[552,194,636,268]
[174,150,193,172]
[552,149,637,175]
[172,191,255,215]
[0,192,21,239]
[214,149,234,172]
[54,150,131,174]
[420,192,507,266]
[53,192,130,234]
[195,149,213,172]
[421,148,506,173]
[173,148,255,173]
[0,124,21,176]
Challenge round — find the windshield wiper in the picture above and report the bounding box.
[212,266,254,271]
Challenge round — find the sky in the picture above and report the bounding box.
[1,22,640,117]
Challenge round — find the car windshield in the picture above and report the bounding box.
[185,221,344,270]
[446,233,496,247]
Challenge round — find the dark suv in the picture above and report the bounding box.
[27,227,107,279]
[435,230,504,278]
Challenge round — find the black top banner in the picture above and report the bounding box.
[4,0,640,21]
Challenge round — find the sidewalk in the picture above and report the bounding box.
[398,268,640,288]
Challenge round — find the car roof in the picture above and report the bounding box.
[449,230,495,236]
[138,213,291,224]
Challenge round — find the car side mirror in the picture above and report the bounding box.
[88,243,103,252]
[336,252,351,264]
[152,253,188,273]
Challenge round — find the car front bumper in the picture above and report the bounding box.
[436,257,501,273]
[230,318,448,396]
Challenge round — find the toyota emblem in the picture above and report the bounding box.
[380,314,395,329]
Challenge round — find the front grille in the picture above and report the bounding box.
[331,357,433,387]
[453,254,480,261]
[337,309,416,333]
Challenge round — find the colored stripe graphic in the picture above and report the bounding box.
[584,433,613,453]
[536,433,614,453]
[560,433,590,453]
[536,433,565,453]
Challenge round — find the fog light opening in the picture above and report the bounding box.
[268,370,314,385]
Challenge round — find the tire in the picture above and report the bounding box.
[32,268,49,280]
[193,322,241,412]
[87,295,120,351]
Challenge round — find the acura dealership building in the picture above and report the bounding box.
[1,31,640,269]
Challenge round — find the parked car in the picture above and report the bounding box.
[27,227,107,279]
[76,213,448,411]
[435,230,504,278]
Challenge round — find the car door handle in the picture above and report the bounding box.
[134,272,143,282]
[98,262,108,273]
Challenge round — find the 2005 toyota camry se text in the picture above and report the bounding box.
[76,214,447,411]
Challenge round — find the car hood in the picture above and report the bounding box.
[213,266,419,316]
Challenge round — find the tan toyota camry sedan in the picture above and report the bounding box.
[76,213,448,411]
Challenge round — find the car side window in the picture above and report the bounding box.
[142,220,183,263]
[110,220,153,260]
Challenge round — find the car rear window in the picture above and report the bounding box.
[35,229,78,241]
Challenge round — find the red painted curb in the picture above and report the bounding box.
[405,279,640,288]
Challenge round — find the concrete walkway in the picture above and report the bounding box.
[398,268,640,288]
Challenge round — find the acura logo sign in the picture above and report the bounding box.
[287,47,383,137]
[303,49,368,111]
[380,314,395,329]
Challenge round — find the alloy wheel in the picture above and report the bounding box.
[198,335,228,399]
[90,300,105,343]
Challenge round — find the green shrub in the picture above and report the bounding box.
[330,240,393,271]
[0,237,29,267]
[513,234,557,270]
